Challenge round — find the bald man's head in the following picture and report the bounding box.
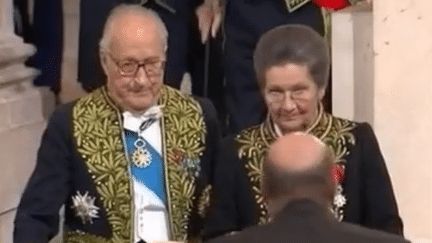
[99,4,168,52]
[262,133,334,211]
[267,132,326,173]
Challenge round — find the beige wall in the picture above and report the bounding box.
[334,1,432,242]
[374,0,432,242]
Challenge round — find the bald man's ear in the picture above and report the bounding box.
[100,51,109,76]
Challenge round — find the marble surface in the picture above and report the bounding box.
[332,1,432,242]
[374,0,432,241]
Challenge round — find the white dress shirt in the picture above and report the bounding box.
[123,109,170,243]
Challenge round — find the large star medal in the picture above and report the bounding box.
[71,191,100,224]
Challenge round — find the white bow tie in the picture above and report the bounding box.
[122,105,164,133]
[142,105,164,120]
[139,105,164,132]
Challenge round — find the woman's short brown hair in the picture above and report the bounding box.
[253,24,330,90]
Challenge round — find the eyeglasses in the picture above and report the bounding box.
[265,89,310,103]
[106,52,166,77]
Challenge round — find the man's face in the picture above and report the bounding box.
[263,63,324,134]
[101,16,166,113]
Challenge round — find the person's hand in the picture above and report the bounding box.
[195,0,222,44]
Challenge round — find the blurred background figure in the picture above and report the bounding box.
[13,0,63,98]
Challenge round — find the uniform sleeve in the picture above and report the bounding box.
[202,134,257,240]
[14,105,73,242]
[358,123,403,235]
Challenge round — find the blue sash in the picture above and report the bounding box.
[124,129,167,205]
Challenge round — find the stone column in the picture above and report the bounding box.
[331,4,374,124]
[0,0,53,242]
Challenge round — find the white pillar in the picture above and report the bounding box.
[0,1,52,242]
[0,0,16,42]
[331,4,374,124]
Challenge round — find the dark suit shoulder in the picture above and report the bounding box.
[350,122,374,138]
[48,102,75,124]
[206,224,266,243]
[338,221,410,243]
[194,96,219,124]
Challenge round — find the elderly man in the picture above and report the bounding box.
[14,5,220,243]
[203,24,403,239]
[208,133,410,243]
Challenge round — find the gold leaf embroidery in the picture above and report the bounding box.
[160,86,206,241]
[237,111,356,224]
[71,88,132,243]
[69,86,207,242]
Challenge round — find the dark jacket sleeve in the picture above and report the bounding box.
[14,104,74,242]
[186,97,223,240]
[358,123,403,235]
[202,134,257,240]
[30,0,63,94]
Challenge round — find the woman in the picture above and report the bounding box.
[203,24,403,239]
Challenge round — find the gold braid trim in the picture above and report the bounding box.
[236,125,276,225]
[198,185,212,218]
[65,231,115,243]
[284,0,311,13]
[237,108,356,224]
[306,110,357,165]
[158,86,207,241]
[70,88,132,243]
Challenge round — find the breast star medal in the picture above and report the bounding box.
[71,191,100,224]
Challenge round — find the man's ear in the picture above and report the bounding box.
[100,51,109,75]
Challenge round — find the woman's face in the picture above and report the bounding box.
[263,63,325,134]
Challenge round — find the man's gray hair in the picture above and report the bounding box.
[99,4,168,51]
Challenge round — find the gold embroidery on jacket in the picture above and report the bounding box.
[159,86,206,241]
[237,108,356,224]
[70,86,207,242]
[284,0,311,12]
[198,185,213,218]
[237,125,275,225]
[71,88,131,243]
